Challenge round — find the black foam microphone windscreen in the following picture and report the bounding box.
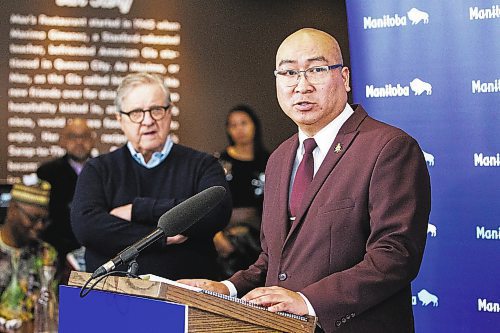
[158,185,226,236]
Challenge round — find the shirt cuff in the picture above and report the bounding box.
[221,280,238,297]
[298,292,316,316]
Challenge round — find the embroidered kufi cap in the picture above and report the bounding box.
[10,173,51,207]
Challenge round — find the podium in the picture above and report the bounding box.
[64,271,317,332]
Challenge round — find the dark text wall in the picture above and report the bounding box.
[0,0,349,182]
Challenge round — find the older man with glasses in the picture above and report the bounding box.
[71,72,232,281]
[0,174,57,330]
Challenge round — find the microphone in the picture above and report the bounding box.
[91,186,226,278]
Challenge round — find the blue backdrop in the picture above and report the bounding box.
[346,1,499,332]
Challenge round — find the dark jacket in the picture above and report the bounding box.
[71,144,232,279]
[37,154,81,256]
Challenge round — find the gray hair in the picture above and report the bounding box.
[115,72,170,111]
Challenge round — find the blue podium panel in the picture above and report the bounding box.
[59,286,187,333]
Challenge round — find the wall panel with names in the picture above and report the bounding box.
[2,1,182,182]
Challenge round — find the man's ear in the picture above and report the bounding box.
[342,67,351,93]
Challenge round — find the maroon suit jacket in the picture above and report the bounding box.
[229,105,431,332]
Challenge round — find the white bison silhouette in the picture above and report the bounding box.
[427,223,437,237]
[418,289,439,306]
[410,78,432,96]
[422,150,435,166]
[407,8,429,25]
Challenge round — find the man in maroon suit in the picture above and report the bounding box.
[181,28,431,332]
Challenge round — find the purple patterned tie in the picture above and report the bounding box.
[290,138,317,217]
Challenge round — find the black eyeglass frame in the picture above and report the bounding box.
[119,104,171,124]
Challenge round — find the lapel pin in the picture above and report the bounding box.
[334,143,342,154]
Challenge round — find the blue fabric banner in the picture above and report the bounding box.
[346,1,499,332]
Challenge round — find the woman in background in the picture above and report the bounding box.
[216,104,269,228]
[214,104,269,278]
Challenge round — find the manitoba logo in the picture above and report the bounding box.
[407,8,430,24]
[422,150,435,166]
[414,289,439,307]
[364,7,429,29]
[472,79,500,94]
[410,78,432,95]
[474,153,500,167]
[476,226,500,240]
[469,5,500,21]
[427,223,437,237]
[478,298,500,313]
[366,78,432,98]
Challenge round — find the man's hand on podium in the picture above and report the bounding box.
[242,286,309,316]
[177,279,230,295]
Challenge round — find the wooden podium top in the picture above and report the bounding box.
[68,271,317,333]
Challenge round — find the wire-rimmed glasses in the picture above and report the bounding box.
[274,64,343,86]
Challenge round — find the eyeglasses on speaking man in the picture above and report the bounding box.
[274,64,343,87]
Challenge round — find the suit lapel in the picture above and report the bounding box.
[287,105,368,238]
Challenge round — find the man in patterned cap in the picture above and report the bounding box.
[0,174,57,329]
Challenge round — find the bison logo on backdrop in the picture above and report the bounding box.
[418,289,439,306]
[422,150,435,166]
[427,223,437,237]
[407,8,430,25]
[410,78,433,95]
